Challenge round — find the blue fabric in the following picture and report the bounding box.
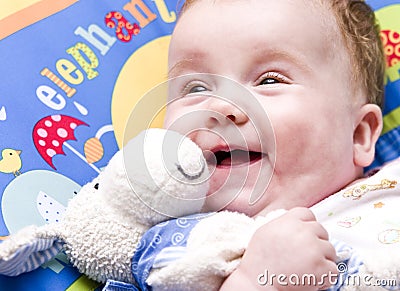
[367,127,400,171]
[131,213,211,291]
[0,216,381,291]
[103,280,139,291]
[130,213,369,291]
[325,239,364,290]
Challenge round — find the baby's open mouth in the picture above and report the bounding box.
[211,149,265,167]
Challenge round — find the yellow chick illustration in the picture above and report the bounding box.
[0,148,22,176]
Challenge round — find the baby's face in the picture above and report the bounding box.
[164,0,363,216]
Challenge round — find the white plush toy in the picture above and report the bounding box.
[2,128,395,291]
[0,128,272,291]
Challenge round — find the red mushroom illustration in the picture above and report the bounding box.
[33,114,100,173]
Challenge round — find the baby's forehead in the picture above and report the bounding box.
[171,0,362,98]
[180,0,342,41]
[176,0,346,60]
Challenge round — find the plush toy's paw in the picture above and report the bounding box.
[147,210,286,291]
[146,212,256,291]
[0,225,63,276]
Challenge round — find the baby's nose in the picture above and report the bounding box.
[205,97,249,128]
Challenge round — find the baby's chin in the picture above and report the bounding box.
[204,176,274,215]
[202,189,270,217]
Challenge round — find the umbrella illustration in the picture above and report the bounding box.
[83,124,114,164]
[33,114,100,173]
[84,137,104,164]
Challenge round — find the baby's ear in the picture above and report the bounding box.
[353,104,383,167]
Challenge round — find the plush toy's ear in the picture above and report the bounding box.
[0,225,63,276]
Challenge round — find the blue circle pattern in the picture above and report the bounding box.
[131,213,212,290]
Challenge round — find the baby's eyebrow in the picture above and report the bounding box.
[168,58,199,78]
[168,49,313,79]
[252,49,313,75]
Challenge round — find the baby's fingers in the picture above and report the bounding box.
[311,221,330,241]
[286,207,317,222]
[315,241,338,290]
[321,239,337,263]
[317,260,339,290]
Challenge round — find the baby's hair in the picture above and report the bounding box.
[328,0,385,108]
[177,0,386,108]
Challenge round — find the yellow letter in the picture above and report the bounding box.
[56,59,84,86]
[123,0,157,28]
[66,42,99,80]
[151,0,176,23]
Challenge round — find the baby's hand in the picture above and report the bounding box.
[220,207,338,290]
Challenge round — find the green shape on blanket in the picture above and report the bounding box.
[41,253,70,274]
[382,107,400,135]
[41,258,65,274]
[66,275,102,291]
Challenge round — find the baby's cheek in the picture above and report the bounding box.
[273,122,322,173]
[163,104,201,132]
[163,109,176,128]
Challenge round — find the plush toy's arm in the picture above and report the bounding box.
[0,224,63,276]
[147,211,282,291]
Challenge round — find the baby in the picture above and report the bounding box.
[161,0,390,290]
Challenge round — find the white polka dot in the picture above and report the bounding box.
[51,115,61,122]
[37,128,48,138]
[52,140,60,147]
[57,128,68,138]
[39,140,46,147]
[70,123,77,129]
[47,148,56,157]
[44,120,52,127]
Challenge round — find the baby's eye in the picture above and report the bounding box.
[257,72,289,86]
[260,78,280,85]
[188,85,208,94]
[182,81,210,96]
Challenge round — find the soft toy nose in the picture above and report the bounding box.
[175,134,209,183]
